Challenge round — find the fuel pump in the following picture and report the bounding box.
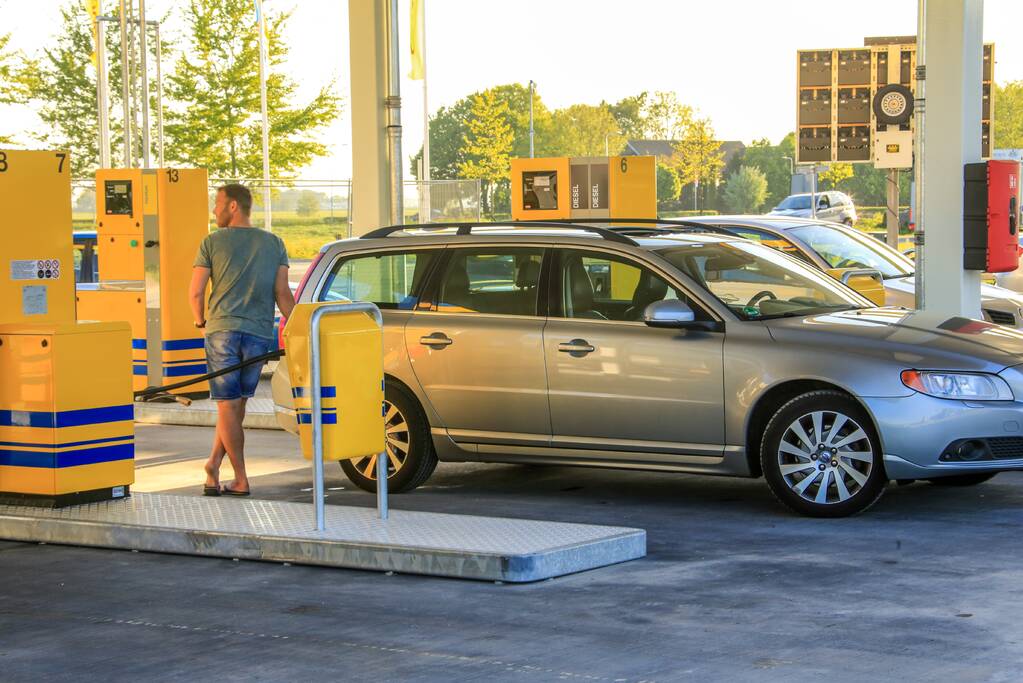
[0,150,134,506]
[511,156,657,221]
[77,168,210,396]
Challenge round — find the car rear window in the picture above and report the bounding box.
[319,250,438,309]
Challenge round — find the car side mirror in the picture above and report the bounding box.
[643,299,696,328]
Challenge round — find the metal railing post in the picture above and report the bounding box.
[377,438,388,519]
[308,303,386,531]
[118,0,132,168]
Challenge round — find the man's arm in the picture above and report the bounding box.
[189,266,211,326]
[274,265,296,319]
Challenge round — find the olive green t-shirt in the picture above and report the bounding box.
[193,226,289,339]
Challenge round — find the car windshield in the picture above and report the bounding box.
[788,223,913,280]
[656,240,869,321]
[776,195,811,210]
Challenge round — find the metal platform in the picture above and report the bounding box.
[0,493,646,582]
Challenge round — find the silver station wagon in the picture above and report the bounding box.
[272,222,1023,517]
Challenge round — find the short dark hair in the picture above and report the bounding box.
[218,183,253,215]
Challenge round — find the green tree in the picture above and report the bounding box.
[410,97,474,180]
[458,90,514,217]
[608,92,648,140]
[295,189,321,216]
[166,0,340,178]
[643,91,693,140]
[843,162,912,207]
[727,134,795,209]
[723,165,768,213]
[0,32,27,143]
[548,103,625,157]
[411,82,553,180]
[489,83,555,159]
[656,163,681,208]
[994,80,1023,149]
[18,3,134,174]
[668,116,724,210]
[0,33,17,104]
[819,162,853,190]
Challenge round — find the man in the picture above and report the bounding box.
[190,184,295,496]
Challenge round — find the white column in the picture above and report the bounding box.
[920,0,984,318]
[348,0,392,235]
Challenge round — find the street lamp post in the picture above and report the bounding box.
[528,80,535,158]
[604,130,621,157]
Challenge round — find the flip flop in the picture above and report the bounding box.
[203,485,221,497]
[221,486,250,497]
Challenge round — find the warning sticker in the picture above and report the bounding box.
[11,259,61,281]
[22,285,47,316]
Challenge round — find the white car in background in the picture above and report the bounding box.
[994,237,1023,294]
[770,192,858,226]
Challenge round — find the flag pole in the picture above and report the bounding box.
[257,0,272,231]
[421,0,430,222]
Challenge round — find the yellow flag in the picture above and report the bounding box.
[408,0,425,80]
[86,0,101,67]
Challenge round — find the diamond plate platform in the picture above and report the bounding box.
[0,493,646,582]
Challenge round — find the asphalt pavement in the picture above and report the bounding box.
[1,423,1022,682]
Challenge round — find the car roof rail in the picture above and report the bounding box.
[526,217,737,238]
[360,220,638,245]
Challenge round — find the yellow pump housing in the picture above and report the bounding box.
[283,303,385,462]
[0,150,76,324]
[511,155,657,221]
[0,149,134,506]
[77,168,210,394]
[0,321,134,505]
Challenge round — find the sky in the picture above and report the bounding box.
[3,0,1023,180]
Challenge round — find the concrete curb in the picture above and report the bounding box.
[134,403,283,430]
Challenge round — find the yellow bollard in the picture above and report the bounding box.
[283,302,385,462]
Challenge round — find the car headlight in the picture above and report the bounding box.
[901,370,1014,401]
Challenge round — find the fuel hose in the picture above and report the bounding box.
[133,349,285,400]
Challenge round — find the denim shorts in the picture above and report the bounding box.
[205,331,273,401]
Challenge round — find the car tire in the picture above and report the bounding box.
[926,473,998,487]
[842,218,854,227]
[761,390,888,517]
[340,380,437,494]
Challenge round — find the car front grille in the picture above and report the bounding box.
[983,309,1016,326]
[985,437,1023,460]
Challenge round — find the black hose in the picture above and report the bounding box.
[133,349,285,399]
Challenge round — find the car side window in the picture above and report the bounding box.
[818,194,831,209]
[435,247,544,316]
[319,250,438,309]
[554,249,709,322]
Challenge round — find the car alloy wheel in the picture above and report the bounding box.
[340,381,438,494]
[349,399,409,481]
[777,410,875,505]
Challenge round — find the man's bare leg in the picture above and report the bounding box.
[218,398,249,492]
[204,432,227,489]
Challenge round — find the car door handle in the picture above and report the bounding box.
[419,332,453,348]
[558,339,595,355]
